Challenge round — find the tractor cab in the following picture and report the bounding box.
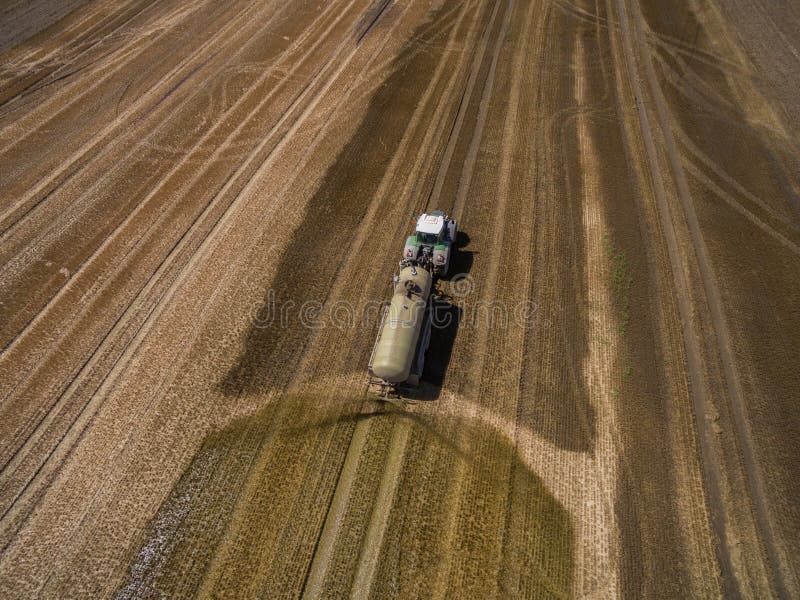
[416,213,446,244]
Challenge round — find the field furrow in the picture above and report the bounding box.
[1,0,798,597]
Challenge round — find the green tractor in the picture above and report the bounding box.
[402,210,457,276]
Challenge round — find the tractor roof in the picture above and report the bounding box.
[416,213,445,234]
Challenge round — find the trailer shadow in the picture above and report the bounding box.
[416,300,461,400]
[417,246,475,401]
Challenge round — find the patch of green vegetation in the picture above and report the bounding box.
[393,412,574,598]
[115,392,366,599]
[120,395,575,598]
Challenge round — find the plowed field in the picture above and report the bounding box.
[1,0,798,597]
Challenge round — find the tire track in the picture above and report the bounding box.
[0,2,326,364]
[627,0,789,595]
[614,0,787,595]
[0,0,269,234]
[0,0,160,107]
[649,46,800,158]
[425,0,506,212]
[356,0,391,44]
[0,0,333,456]
[0,0,377,527]
[0,0,209,154]
[601,0,723,595]
[0,0,365,504]
[0,0,153,66]
[449,0,510,222]
[676,128,798,231]
[680,158,800,257]
[611,0,738,593]
[0,0,145,77]
[0,0,353,421]
[0,2,414,594]
[0,0,289,364]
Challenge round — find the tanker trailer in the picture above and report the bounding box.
[368,264,433,395]
[368,210,456,397]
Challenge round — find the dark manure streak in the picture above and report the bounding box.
[518,5,596,454]
[642,0,799,597]
[220,2,463,396]
[583,0,704,592]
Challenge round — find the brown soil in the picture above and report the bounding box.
[0,0,798,597]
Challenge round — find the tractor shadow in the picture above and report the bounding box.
[417,233,474,401]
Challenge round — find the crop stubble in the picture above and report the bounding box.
[1,0,799,598]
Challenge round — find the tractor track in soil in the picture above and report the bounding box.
[0,0,358,485]
[0,0,378,539]
[0,0,358,454]
[302,2,511,596]
[0,0,277,237]
[617,0,792,595]
[612,0,742,592]
[1,0,799,597]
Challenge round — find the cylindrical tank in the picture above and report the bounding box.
[371,266,432,383]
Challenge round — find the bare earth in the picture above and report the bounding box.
[0,0,798,597]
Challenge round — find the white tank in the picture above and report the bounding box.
[370,266,432,383]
